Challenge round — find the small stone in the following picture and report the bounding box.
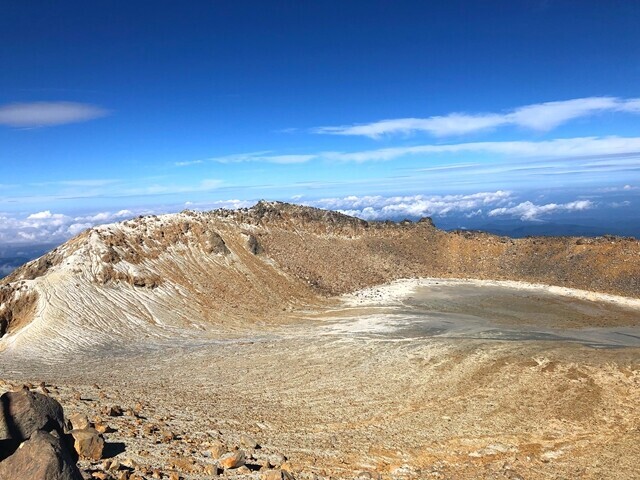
[122,458,140,469]
[71,427,105,460]
[143,423,158,435]
[92,472,109,480]
[208,439,227,459]
[219,450,245,469]
[262,470,295,480]
[204,464,221,475]
[240,434,259,449]
[170,457,196,472]
[69,412,92,430]
[104,405,123,417]
[269,453,287,468]
[95,422,114,434]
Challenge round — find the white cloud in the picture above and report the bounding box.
[597,184,639,193]
[307,191,513,220]
[181,199,255,211]
[0,264,16,276]
[610,201,631,208]
[67,223,93,235]
[327,136,640,163]
[175,160,204,167]
[29,179,120,188]
[302,193,602,223]
[488,200,594,221]
[211,151,317,164]
[82,210,133,223]
[0,102,109,128]
[0,209,145,245]
[203,137,640,166]
[313,97,640,138]
[27,210,59,220]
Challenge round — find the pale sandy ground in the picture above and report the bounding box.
[2,279,640,479]
[343,278,640,309]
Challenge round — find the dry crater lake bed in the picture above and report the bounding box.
[2,278,640,479]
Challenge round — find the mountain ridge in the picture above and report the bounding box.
[1,201,639,352]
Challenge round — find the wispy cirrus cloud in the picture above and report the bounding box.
[0,178,224,205]
[209,136,640,165]
[0,102,109,128]
[211,151,316,164]
[175,160,204,167]
[324,136,640,163]
[30,179,120,188]
[183,199,255,210]
[313,97,640,138]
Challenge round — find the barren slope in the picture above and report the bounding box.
[1,201,639,354]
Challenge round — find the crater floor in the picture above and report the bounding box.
[2,279,639,479]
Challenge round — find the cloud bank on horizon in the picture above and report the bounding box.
[306,192,595,222]
[2,188,637,246]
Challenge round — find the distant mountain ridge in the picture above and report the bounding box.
[1,201,639,356]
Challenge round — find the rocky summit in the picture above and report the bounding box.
[1,202,639,479]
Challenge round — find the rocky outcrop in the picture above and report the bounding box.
[206,232,230,255]
[0,430,82,480]
[0,389,65,444]
[0,388,88,479]
[0,287,38,338]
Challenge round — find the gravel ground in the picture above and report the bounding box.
[2,282,639,480]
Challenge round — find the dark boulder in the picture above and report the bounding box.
[0,389,65,443]
[0,430,83,480]
[207,232,230,255]
[247,234,262,255]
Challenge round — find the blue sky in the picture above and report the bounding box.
[1,1,640,244]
